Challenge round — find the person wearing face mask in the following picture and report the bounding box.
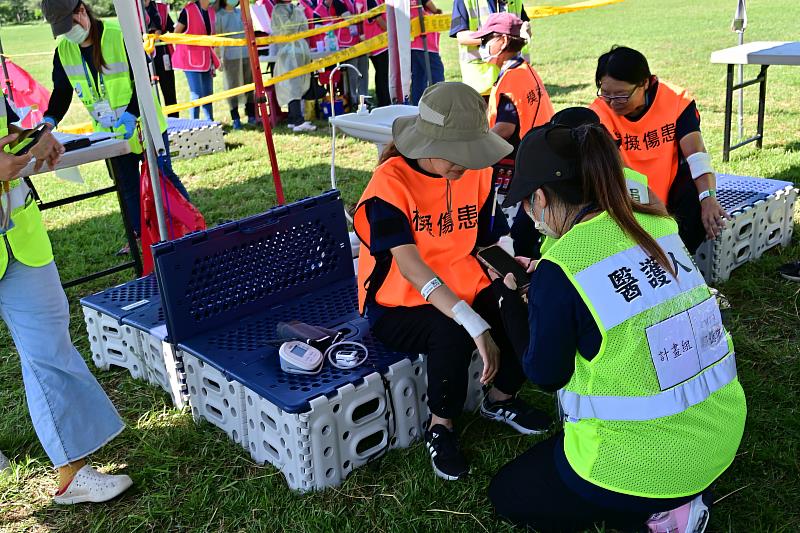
[215,0,258,129]
[470,12,553,259]
[143,0,179,118]
[450,0,531,97]
[590,46,728,255]
[41,0,191,254]
[0,93,133,505]
[486,122,746,532]
[174,0,221,121]
[271,0,316,132]
[353,82,551,482]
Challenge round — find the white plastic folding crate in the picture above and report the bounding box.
[80,275,160,380]
[166,118,225,160]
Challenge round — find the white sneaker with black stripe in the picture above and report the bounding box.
[423,423,469,481]
[480,395,552,435]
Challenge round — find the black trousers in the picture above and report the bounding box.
[369,51,390,107]
[154,49,178,118]
[489,433,697,532]
[668,170,705,255]
[372,286,526,419]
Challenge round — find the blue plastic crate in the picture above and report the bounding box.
[166,117,220,134]
[716,188,768,214]
[80,274,160,321]
[121,303,168,341]
[717,174,794,196]
[152,190,353,344]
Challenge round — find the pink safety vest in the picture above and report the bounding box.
[362,0,386,55]
[410,0,438,53]
[300,0,330,50]
[336,0,364,49]
[172,2,220,72]
[155,2,175,54]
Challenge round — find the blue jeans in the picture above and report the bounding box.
[114,132,191,235]
[411,50,445,105]
[184,70,214,121]
[0,259,124,467]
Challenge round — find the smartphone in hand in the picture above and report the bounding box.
[7,123,47,156]
[476,245,531,290]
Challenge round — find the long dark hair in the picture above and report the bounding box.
[545,124,675,276]
[378,141,402,165]
[76,1,108,72]
[595,45,651,88]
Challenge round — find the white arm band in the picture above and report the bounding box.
[420,276,443,301]
[451,300,490,338]
[686,152,714,180]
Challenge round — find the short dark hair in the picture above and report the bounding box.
[595,45,651,88]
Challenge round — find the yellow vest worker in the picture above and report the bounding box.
[485,120,745,532]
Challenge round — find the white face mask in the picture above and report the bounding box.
[530,203,560,239]
[63,23,89,44]
[479,40,501,62]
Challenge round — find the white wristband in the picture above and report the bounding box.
[420,276,443,301]
[451,300,490,339]
[686,152,713,180]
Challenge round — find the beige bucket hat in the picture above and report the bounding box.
[392,82,512,170]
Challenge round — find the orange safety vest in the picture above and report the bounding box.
[487,60,554,136]
[590,80,693,203]
[353,156,493,314]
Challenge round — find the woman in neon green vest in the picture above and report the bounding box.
[41,0,191,253]
[0,96,133,504]
[485,122,746,532]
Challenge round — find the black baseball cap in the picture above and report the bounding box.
[42,0,81,38]
[502,123,582,208]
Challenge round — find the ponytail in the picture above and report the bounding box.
[576,125,675,276]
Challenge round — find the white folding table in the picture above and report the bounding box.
[710,41,800,161]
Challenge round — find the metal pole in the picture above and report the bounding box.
[240,0,285,204]
[0,30,15,105]
[415,4,432,90]
[737,32,744,140]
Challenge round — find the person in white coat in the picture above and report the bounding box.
[272,0,316,132]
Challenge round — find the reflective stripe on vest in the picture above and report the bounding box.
[335,0,364,48]
[57,19,167,154]
[590,81,693,203]
[487,60,554,136]
[559,352,737,422]
[353,157,492,313]
[4,179,32,213]
[172,2,218,71]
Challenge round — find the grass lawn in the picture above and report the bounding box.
[1,0,799,531]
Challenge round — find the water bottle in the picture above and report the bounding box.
[325,30,338,52]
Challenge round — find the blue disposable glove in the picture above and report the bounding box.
[114,112,138,140]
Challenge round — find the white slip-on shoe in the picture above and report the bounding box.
[0,451,9,473]
[53,465,133,505]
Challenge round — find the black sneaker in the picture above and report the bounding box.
[424,424,469,481]
[778,261,800,282]
[480,395,552,435]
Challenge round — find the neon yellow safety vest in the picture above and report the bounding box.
[460,0,527,95]
[543,212,746,498]
[0,96,54,280]
[539,168,650,256]
[56,19,167,155]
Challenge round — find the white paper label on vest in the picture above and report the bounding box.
[646,296,729,391]
[575,233,705,331]
[688,296,728,368]
[92,100,116,128]
[646,310,702,390]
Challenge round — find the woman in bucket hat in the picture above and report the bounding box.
[487,122,745,532]
[353,82,551,481]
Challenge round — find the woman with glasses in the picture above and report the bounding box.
[590,46,727,254]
